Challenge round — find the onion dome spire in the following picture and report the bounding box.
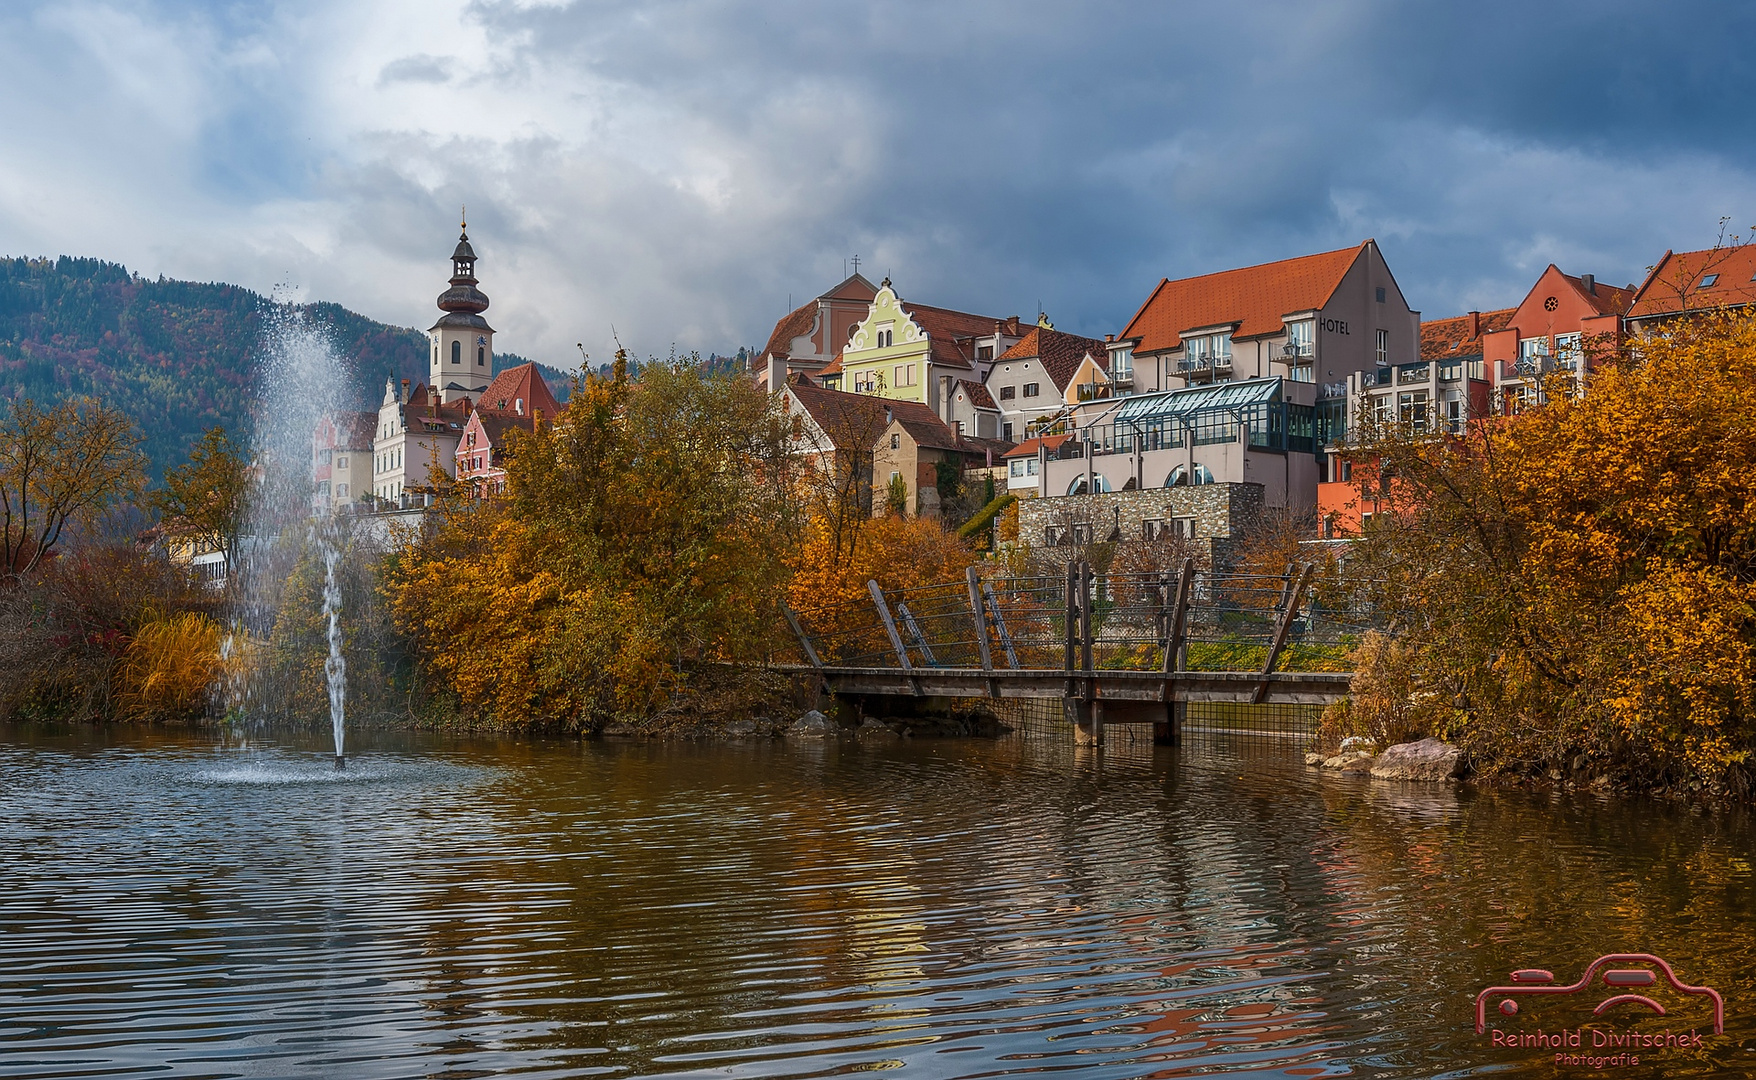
[437,210,490,319]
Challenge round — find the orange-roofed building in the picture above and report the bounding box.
[1482,265,1633,412]
[1112,240,1419,396]
[476,361,562,422]
[1624,244,1756,334]
[756,273,879,391]
[828,277,1026,426]
[456,410,536,496]
[984,323,1114,442]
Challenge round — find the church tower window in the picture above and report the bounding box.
[451,341,461,365]
[477,346,485,366]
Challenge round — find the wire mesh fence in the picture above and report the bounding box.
[787,563,1377,676]
[991,698,1322,755]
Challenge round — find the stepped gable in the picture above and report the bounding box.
[1121,242,1367,352]
[478,362,562,419]
[1421,308,1516,362]
[996,327,1111,390]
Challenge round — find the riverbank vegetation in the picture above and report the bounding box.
[1331,310,1756,797]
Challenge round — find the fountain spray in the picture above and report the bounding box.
[322,542,347,768]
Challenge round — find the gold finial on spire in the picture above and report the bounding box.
[460,205,467,232]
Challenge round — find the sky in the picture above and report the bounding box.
[4,0,1756,370]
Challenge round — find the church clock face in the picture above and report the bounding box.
[477,336,488,346]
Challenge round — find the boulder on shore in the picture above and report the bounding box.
[789,710,830,737]
[1370,737,1463,781]
[1322,749,1375,771]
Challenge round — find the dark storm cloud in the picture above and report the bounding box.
[3,0,1752,362]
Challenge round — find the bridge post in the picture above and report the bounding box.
[981,581,1020,669]
[1157,558,1193,745]
[1073,560,1103,746]
[965,566,998,698]
[867,579,922,696]
[1253,562,1315,704]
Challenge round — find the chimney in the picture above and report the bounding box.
[515,397,524,416]
[1469,311,1480,337]
[400,378,410,403]
[1581,273,1596,294]
[884,405,893,427]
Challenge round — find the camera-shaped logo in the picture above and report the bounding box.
[1474,953,1723,1035]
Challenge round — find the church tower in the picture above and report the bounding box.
[429,214,495,405]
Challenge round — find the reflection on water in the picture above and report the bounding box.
[0,723,1751,1078]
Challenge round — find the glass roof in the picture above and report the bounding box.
[1105,376,1282,427]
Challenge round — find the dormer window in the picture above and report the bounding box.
[1701,273,1720,287]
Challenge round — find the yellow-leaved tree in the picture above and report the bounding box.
[1337,310,1756,794]
[387,353,804,730]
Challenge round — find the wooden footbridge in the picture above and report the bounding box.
[779,560,1364,745]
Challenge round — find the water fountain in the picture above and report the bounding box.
[221,298,356,766]
[322,542,347,768]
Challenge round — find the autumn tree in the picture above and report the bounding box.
[153,426,252,576]
[387,353,804,730]
[1335,309,1756,794]
[0,396,147,578]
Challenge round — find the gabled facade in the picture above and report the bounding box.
[456,411,534,496]
[983,325,1113,441]
[834,279,1024,420]
[1113,240,1419,403]
[758,273,880,390]
[1624,245,1756,334]
[1483,265,1632,411]
[372,378,471,504]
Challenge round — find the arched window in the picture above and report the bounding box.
[1067,475,1112,495]
[1166,465,1213,487]
[477,346,485,366]
[451,340,462,365]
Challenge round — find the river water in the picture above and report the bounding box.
[2,722,1752,1079]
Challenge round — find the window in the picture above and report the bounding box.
[1143,518,1192,541]
[853,370,879,393]
[1285,320,1314,358]
[1398,390,1429,433]
[1443,388,1465,433]
[336,456,346,468]
[1001,421,1014,441]
[877,325,895,348]
[1555,332,1582,371]
[1009,457,1039,479]
[1181,332,1232,371]
[892,363,917,387]
[1165,464,1214,487]
[1375,328,1389,365]
[1044,525,1068,546]
[1066,476,1112,495]
[999,385,1016,400]
[1438,358,1462,381]
[977,345,993,361]
[1376,286,1386,303]
[477,346,486,366]
[1023,382,1040,397]
[451,340,461,365]
[1701,273,1720,287]
[890,433,900,449]
[1071,523,1094,544]
[1110,348,1133,381]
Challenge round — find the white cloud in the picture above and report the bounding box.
[4,0,1756,380]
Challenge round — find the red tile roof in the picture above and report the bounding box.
[335,410,376,449]
[1559,270,1635,316]
[996,327,1111,390]
[762,299,816,360]
[1120,242,1369,354]
[1627,246,1756,319]
[1420,308,1516,363]
[479,363,562,420]
[957,379,997,409]
[1003,433,1071,460]
[898,300,1008,368]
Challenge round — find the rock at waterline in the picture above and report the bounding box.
[1321,749,1376,771]
[858,717,899,739]
[789,711,829,737]
[1370,737,1464,782]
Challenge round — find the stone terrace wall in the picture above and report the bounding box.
[1016,483,1265,566]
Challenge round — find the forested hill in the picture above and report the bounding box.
[0,255,573,477]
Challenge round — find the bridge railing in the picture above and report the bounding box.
[783,561,1377,676]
